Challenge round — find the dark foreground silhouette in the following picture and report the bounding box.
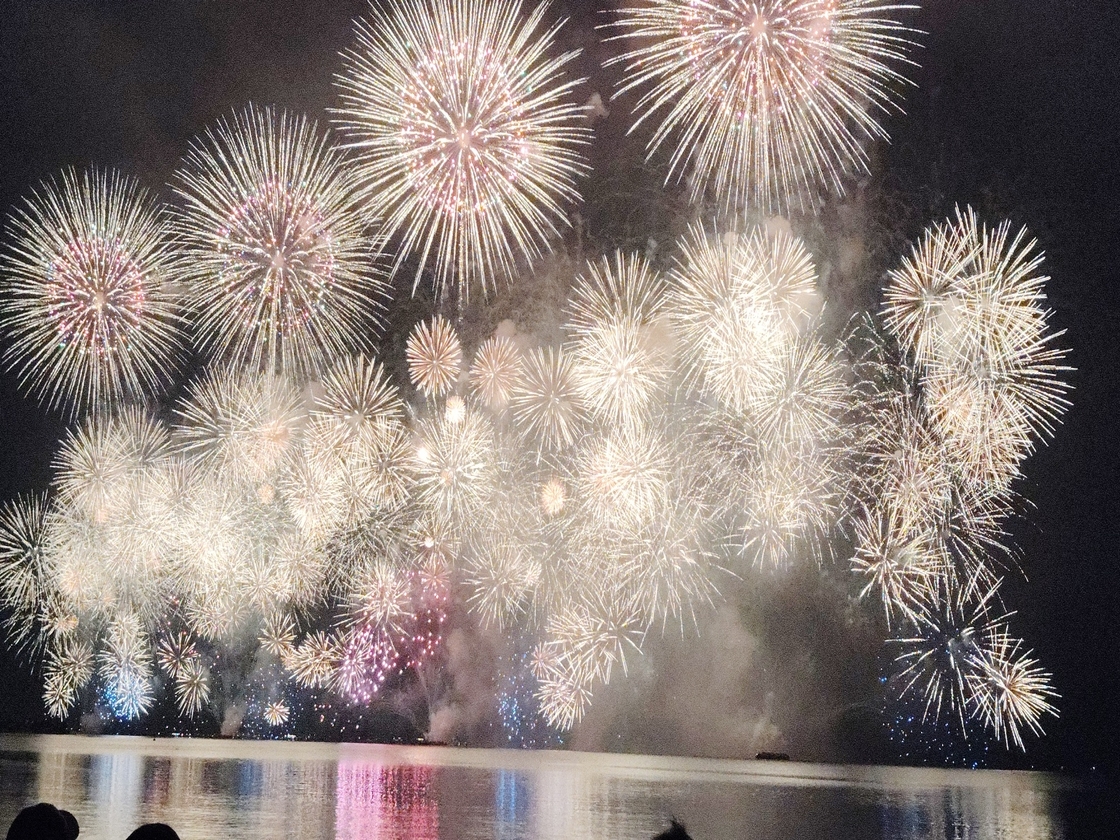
[125,826,180,840]
[5,804,78,840]
[653,818,694,840]
[6,806,181,840]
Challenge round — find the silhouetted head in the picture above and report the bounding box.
[5,803,79,840]
[652,818,693,840]
[124,825,179,840]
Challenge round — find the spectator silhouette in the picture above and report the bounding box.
[5,803,79,840]
[124,825,179,840]
[653,818,693,840]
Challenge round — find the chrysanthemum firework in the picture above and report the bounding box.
[263,700,290,727]
[173,106,382,374]
[0,168,183,413]
[850,504,942,628]
[890,575,1008,736]
[733,440,837,568]
[406,316,463,398]
[98,614,155,720]
[884,207,1072,492]
[175,369,305,486]
[510,346,585,450]
[312,355,404,448]
[608,0,918,212]
[464,543,541,629]
[0,495,53,653]
[334,0,590,300]
[470,334,522,410]
[43,637,93,719]
[413,408,497,521]
[579,424,671,532]
[568,252,671,428]
[287,629,340,689]
[175,657,211,718]
[668,224,820,412]
[966,629,1058,751]
[344,559,414,633]
[54,407,169,522]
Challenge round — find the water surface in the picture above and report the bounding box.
[0,734,1098,839]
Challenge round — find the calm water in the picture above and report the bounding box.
[0,735,1104,839]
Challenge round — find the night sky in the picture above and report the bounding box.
[0,0,1116,774]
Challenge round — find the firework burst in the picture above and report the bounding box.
[891,576,1005,733]
[98,614,155,720]
[0,496,52,653]
[850,504,941,627]
[413,408,496,521]
[174,106,382,374]
[568,252,671,428]
[609,0,918,212]
[579,424,671,532]
[967,630,1058,750]
[334,0,590,299]
[175,657,211,718]
[175,369,305,486]
[470,334,522,410]
[0,168,182,412]
[406,316,463,398]
[510,346,585,451]
[43,638,94,719]
[884,207,1072,492]
[669,225,819,412]
[263,700,290,726]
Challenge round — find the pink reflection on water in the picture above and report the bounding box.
[334,761,439,840]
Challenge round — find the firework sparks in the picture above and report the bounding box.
[539,477,566,517]
[464,544,541,629]
[175,657,211,718]
[175,369,305,486]
[568,252,671,428]
[0,496,52,653]
[174,106,382,374]
[334,0,590,300]
[263,700,290,727]
[43,638,94,719]
[967,630,1058,751]
[99,614,155,720]
[891,577,1006,734]
[579,424,670,532]
[156,631,198,679]
[510,346,585,451]
[288,630,340,689]
[850,505,941,628]
[470,334,522,410]
[0,168,182,412]
[608,0,918,212]
[884,207,1072,493]
[669,225,819,412]
[407,316,463,398]
[413,408,496,520]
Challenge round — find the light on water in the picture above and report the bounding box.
[0,735,1087,840]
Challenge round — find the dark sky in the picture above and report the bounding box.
[0,0,1117,773]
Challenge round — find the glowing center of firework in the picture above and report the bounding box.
[401,48,527,217]
[218,181,334,327]
[540,478,565,517]
[47,237,147,353]
[456,125,479,152]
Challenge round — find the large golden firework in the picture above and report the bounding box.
[174,106,382,375]
[609,0,917,212]
[334,0,590,300]
[0,168,182,412]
